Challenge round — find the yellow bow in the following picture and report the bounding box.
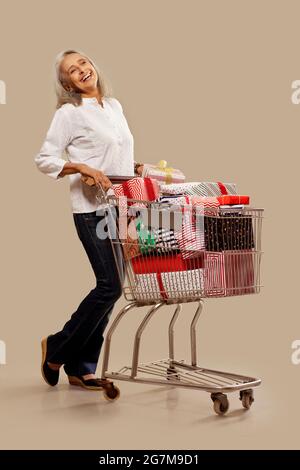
[156,160,174,184]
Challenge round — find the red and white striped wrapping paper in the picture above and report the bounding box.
[204,251,255,297]
[175,206,205,259]
[203,252,226,296]
[160,194,249,209]
[113,177,160,202]
[160,195,218,259]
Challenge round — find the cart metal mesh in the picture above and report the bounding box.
[105,197,263,305]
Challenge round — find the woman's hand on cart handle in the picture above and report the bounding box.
[79,164,112,191]
[59,162,111,190]
[134,161,144,176]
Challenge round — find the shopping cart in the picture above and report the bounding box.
[95,179,263,415]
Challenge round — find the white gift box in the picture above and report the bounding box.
[142,160,185,185]
[160,181,237,197]
[134,268,204,302]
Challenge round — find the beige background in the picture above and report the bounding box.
[0,0,299,450]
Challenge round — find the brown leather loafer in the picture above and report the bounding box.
[68,375,110,391]
[41,337,60,387]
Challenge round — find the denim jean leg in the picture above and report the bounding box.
[63,304,114,376]
[46,210,123,375]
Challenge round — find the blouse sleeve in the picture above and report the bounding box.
[110,97,124,113]
[34,106,72,180]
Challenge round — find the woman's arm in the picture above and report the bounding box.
[35,108,112,191]
[59,162,112,191]
[35,107,71,180]
[58,162,82,176]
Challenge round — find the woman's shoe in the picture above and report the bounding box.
[68,375,110,391]
[41,337,60,386]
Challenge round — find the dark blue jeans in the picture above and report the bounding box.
[46,210,124,376]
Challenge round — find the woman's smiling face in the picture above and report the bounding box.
[60,53,98,94]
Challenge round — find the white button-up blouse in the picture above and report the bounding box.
[35,96,135,213]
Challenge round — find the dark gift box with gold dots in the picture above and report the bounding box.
[204,212,255,252]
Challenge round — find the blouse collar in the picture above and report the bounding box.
[81,96,106,108]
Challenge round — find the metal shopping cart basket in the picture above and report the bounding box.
[96,180,263,415]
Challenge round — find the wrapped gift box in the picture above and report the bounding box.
[142,160,185,185]
[160,181,238,197]
[151,227,179,254]
[204,251,255,297]
[174,207,205,259]
[134,268,204,301]
[204,212,255,251]
[113,177,160,202]
[217,195,250,205]
[121,215,141,261]
[223,250,255,296]
[133,273,161,301]
[203,251,226,296]
[132,252,205,301]
[159,195,220,213]
[159,195,191,207]
[131,252,204,274]
[161,269,204,299]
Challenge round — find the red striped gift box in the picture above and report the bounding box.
[204,251,255,297]
[113,177,160,202]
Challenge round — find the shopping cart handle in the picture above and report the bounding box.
[107,175,135,184]
[81,175,134,186]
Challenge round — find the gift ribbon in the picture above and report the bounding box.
[144,177,157,201]
[217,182,229,195]
[122,177,158,201]
[156,273,168,300]
[157,160,174,185]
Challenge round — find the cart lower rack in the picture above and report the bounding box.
[96,192,263,415]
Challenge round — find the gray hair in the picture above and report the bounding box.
[54,49,113,109]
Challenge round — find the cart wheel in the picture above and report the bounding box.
[166,367,180,381]
[103,383,120,402]
[211,393,229,416]
[240,389,254,410]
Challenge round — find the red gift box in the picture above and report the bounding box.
[217,195,250,205]
[131,253,204,301]
[204,251,255,297]
[131,252,204,274]
[203,252,226,296]
[223,250,255,296]
[113,177,160,202]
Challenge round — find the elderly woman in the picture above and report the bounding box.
[35,49,143,390]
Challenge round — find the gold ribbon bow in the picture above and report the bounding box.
[156,160,174,184]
